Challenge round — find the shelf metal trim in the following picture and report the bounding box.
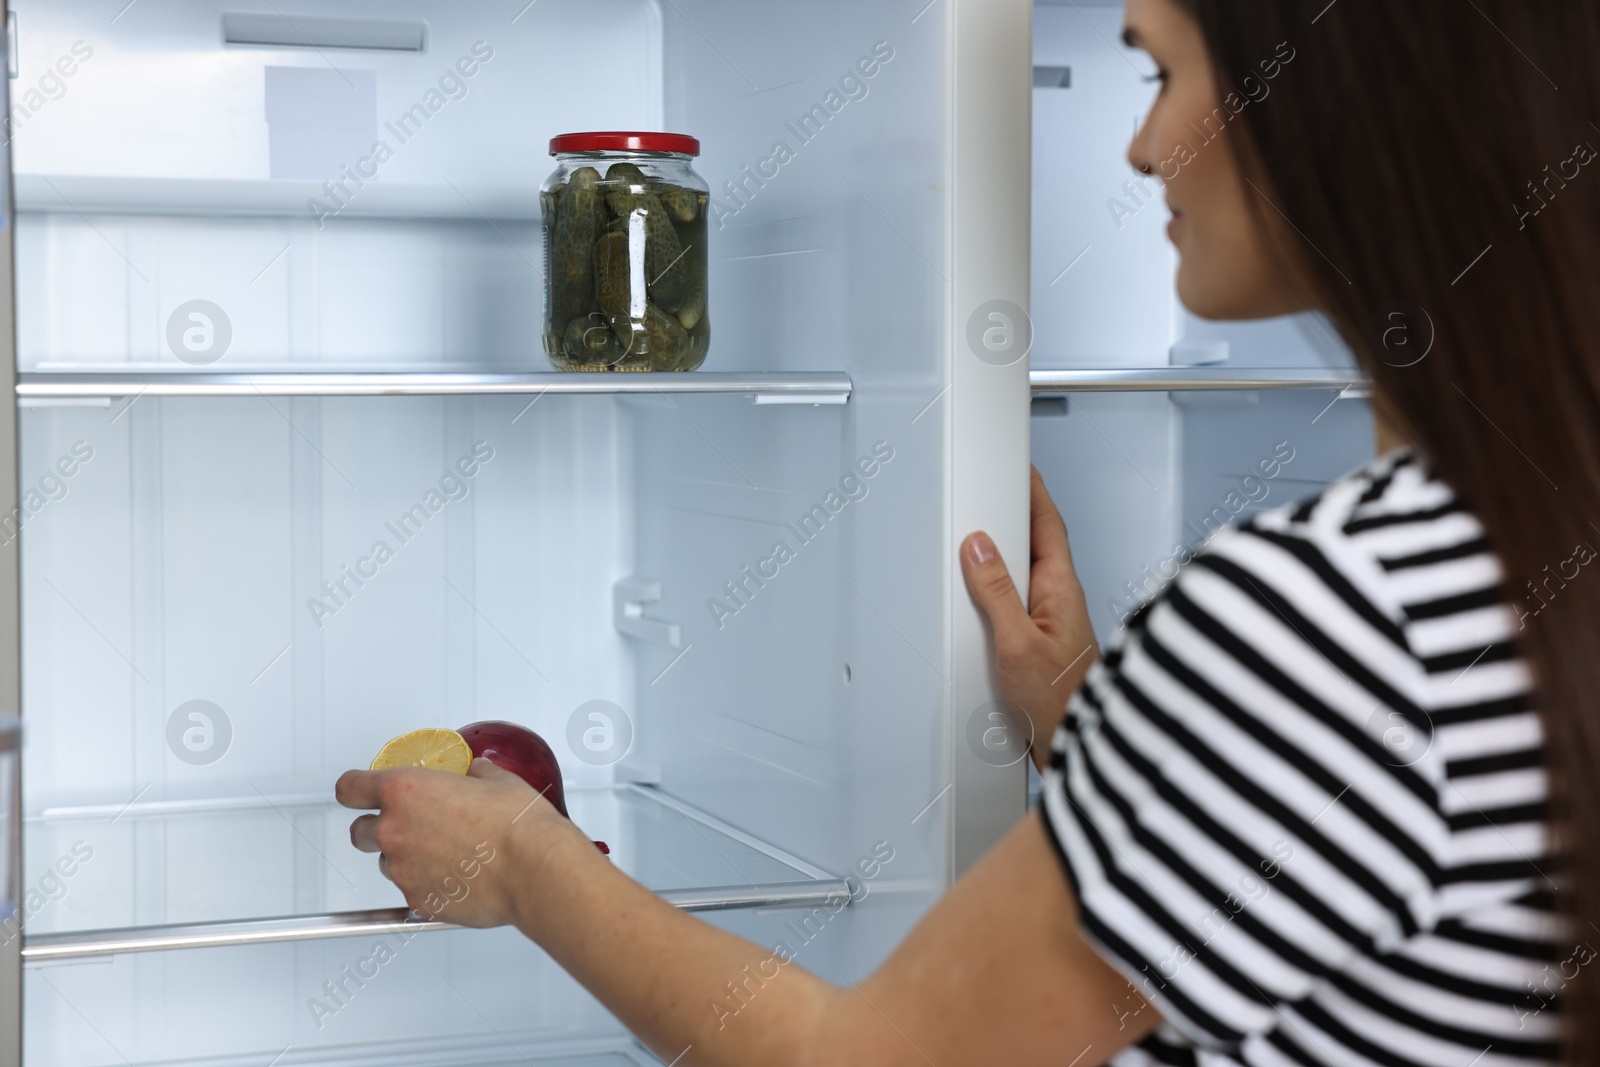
[22,908,452,962]
[1030,368,1369,394]
[15,371,854,403]
[21,879,854,962]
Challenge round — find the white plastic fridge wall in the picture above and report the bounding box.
[13,0,968,1064]
[1030,0,1171,366]
[1033,389,1377,643]
[20,395,636,813]
[1030,0,1366,371]
[632,0,957,985]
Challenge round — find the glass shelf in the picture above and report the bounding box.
[16,370,853,405]
[15,174,541,222]
[12,367,1366,402]
[1030,367,1369,393]
[21,785,847,962]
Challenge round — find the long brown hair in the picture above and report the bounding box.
[1183,0,1600,1058]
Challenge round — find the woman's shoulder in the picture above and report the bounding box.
[1216,446,1492,634]
[1107,448,1493,690]
[1061,444,1544,924]
[1160,444,1530,794]
[1098,449,1480,780]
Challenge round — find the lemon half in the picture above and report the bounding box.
[369,728,473,775]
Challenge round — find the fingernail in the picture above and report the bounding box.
[969,532,996,565]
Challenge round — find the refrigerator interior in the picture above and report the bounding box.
[1033,388,1376,645]
[1031,0,1364,372]
[1030,0,1376,638]
[6,0,1382,1064]
[1025,0,1377,806]
[13,1,961,1064]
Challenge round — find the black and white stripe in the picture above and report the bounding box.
[1041,449,1565,1066]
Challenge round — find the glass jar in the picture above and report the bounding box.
[542,132,710,372]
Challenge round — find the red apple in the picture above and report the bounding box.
[459,720,568,813]
[457,721,609,855]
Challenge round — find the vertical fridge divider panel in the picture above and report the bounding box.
[948,0,1035,876]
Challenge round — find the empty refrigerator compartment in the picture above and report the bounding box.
[18,391,857,969]
[21,784,847,961]
[1032,386,1376,641]
[9,0,665,373]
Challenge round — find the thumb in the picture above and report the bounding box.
[468,757,522,785]
[961,532,1033,645]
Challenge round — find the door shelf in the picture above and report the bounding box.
[21,784,849,963]
[16,370,853,405]
[1030,367,1370,394]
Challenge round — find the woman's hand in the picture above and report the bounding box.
[336,757,590,928]
[962,467,1099,770]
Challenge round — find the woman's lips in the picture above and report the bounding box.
[1166,209,1183,240]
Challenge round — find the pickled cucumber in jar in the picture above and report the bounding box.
[548,167,603,328]
[543,133,709,371]
[659,185,704,224]
[602,163,693,312]
[561,314,626,367]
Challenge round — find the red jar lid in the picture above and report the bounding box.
[549,131,700,156]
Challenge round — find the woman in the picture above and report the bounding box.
[338,0,1591,1061]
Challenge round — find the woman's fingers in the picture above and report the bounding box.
[350,813,381,853]
[962,531,1034,658]
[964,476,1099,770]
[468,757,522,784]
[1029,467,1073,566]
[1028,468,1082,599]
[335,769,386,811]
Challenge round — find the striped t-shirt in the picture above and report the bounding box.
[1041,448,1566,1066]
